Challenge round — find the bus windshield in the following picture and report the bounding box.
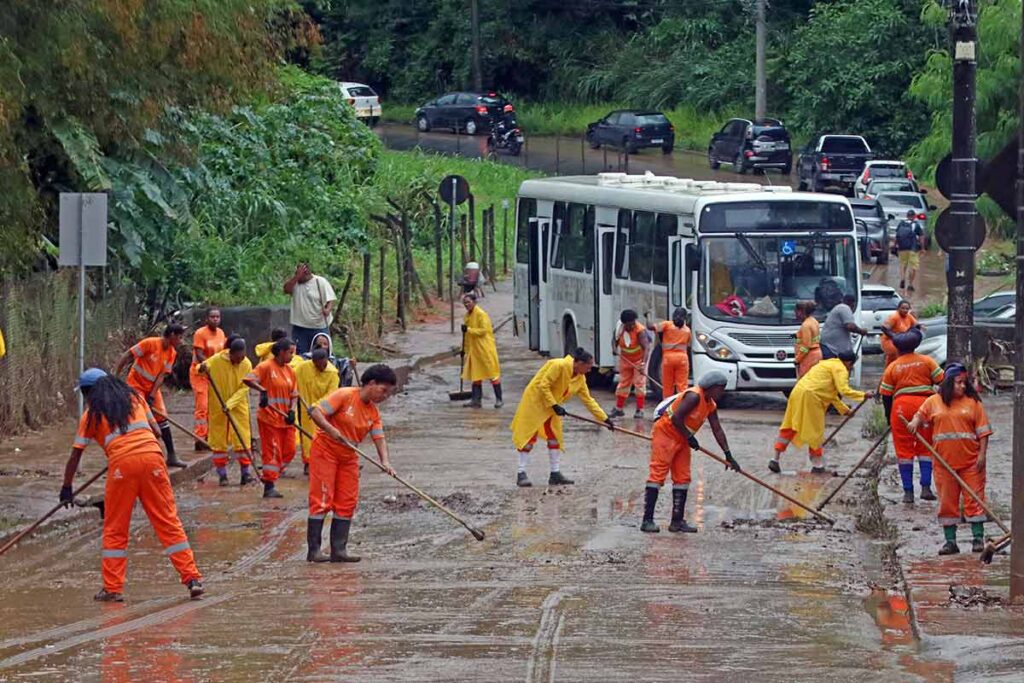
[699,235,859,325]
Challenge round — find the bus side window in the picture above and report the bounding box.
[602,232,614,295]
[563,203,588,272]
[583,206,595,274]
[614,209,630,279]
[630,211,655,283]
[653,214,674,286]
[551,202,567,269]
[515,198,535,264]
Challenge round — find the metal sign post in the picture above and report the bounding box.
[439,175,470,334]
[58,193,108,413]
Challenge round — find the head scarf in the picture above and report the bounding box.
[698,370,729,389]
[893,328,922,353]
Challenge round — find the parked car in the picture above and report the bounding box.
[918,292,1016,365]
[862,178,919,200]
[586,110,675,154]
[850,198,890,264]
[415,92,508,135]
[339,82,382,126]
[797,134,874,194]
[877,191,936,249]
[859,283,903,354]
[707,118,792,174]
[853,160,914,197]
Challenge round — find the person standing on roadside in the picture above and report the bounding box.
[114,324,187,469]
[819,294,868,360]
[793,301,822,379]
[60,369,203,602]
[894,209,925,292]
[460,293,503,409]
[199,336,255,487]
[189,308,226,451]
[880,300,920,367]
[649,307,691,399]
[609,309,650,419]
[907,363,992,555]
[244,338,299,499]
[284,263,336,354]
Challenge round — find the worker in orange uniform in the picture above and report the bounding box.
[244,338,299,499]
[770,351,869,474]
[908,363,993,555]
[642,371,740,533]
[609,309,650,419]
[794,301,822,378]
[510,348,613,487]
[880,300,920,367]
[306,364,398,563]
[199,336,255,487]
[650,307,691,399]
[114,323,187,468]
[295,347,340,476]
[189,308,226,451]
[59,369,203,602]
[879,328,943,504]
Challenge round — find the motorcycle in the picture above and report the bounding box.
[486,121,524,157]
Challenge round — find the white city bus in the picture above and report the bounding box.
[512,173,862,391]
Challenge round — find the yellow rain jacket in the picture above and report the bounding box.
[294,358,339,462]
[462,305,501,382]
[203,350,253,452]
[779,358,865,448]
[510,355,608,450]
[0,327,5,359]
[255,341,304,369]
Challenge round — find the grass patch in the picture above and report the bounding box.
[917,301,947,318]
[861,404,890,439]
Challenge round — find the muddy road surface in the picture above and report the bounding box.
[1,299,962,680]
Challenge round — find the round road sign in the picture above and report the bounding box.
[439,175,470,205]
[934,208,986,253]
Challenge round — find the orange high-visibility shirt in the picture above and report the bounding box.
[886,311,917,335]
[879,353,944,397]
[662,386,717,435]
[657,321,691,358]
[617,323,646,361]
[795,317,821,363]
[312,387,384,457]
[191,326,226,368]
[916,394,992,468]
[246,359,297,428]
[127,337,176,393]
[74,398,163,462]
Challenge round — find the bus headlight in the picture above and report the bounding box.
[695,332,736,360]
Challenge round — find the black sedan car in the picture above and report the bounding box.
[850,198,889,264]
[586,110,674,154]
[415,92,508,135]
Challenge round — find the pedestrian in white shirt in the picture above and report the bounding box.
[284,263,336,353]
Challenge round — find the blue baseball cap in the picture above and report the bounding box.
[76,368,108,390]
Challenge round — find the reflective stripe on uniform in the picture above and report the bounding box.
[103,421,153,447]
[102,548,128,558]
[976,425,991,436]
[263,464,280,473]
[133,365,158,382]
[939,516,960,526]
[933,432,978,443]
[663,343,687,351]
[370,428,384,438]
[318,399,335,416]
[894,385,934,396]
[131,346,145,358]
[268,397,290,406]
[309,513,326,520]
[671,483,690,491]
[164,541,191,556]
[879,382,895,392]
[965,514,988,523]
[74,436,92,448]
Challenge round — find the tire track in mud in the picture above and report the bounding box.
[0,508,305,669]
[525,587,573,683]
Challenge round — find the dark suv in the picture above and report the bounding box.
[586,110,675,154]
[708,118,792,174]
[415,92,508,135]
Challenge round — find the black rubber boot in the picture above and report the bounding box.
[902,489,915,504]
[187,579,204,599]
[463,383,483,408]
[938,541,960,556]
[920,486,936,501]
[768,459,781,474]
[641,486,660,533]
[608,407,625,419]
[971,537,985,553]
[240,468,255,486]
[263,482,283,499]
[668,489,698,533]
[548,471,574,486]
[306,518,330,562]
[517,471,532,487]
[330,518,361,562]
[94,589,124,602]
[493,382,504,408]
[162,425,187,468]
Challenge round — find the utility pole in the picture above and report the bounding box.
[1010,0,1024,603]
[470,0,482,91]
[945,0,979,363]
[754,0,767,120]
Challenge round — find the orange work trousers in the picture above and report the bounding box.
[101,451,201,593]
[616,356,647,398]
[774,428,824,468]
[797,349,823,379]
[258,421,295,483]
[660,354,689,399]
[890,394,933,461]
[518,418,559,452]
[648,419,691,488]
[308,442,360,519]
[936,462,986,527]
[189,366,209,439]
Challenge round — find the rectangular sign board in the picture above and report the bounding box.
[58,192,109,267]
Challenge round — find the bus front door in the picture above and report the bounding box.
[528,218,551,352]
[594,226,616,367]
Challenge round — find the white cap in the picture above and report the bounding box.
[466,262,480,270]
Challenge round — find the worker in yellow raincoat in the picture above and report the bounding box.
[770,351,870,474]
[509,348,613,487]
[294,348,340,475]
[0,326,5,359]
[461,293,503,409]
[199,336,255,487]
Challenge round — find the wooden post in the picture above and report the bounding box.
[433,203,443,299]
[468,193,477,262]
[460,214,468,265]
[361,251,371,327]
[401,212,413,305]
[488,205,497,282]
[377,243,385,337]
[395,237,406,330]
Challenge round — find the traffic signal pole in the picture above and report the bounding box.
[946,0,979,363]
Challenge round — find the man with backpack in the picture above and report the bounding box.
[894,209,925,292]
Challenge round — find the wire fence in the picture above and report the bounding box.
[0,271,140,436]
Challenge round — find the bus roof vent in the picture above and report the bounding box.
[597,172,627,185]
[618,174,645,185]
[722,183,763,192]
[761,185,794,193]
[641,174,674,186]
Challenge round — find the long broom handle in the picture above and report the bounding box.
[205,372,254,459]
[0,466,108,557]
[620,354,663,391]
[565,411,835,524]
[273,404,486,541]
[151,408,213,452]
[820,398,869,451]
[899,416,1010,535]
[816,427,890,511]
